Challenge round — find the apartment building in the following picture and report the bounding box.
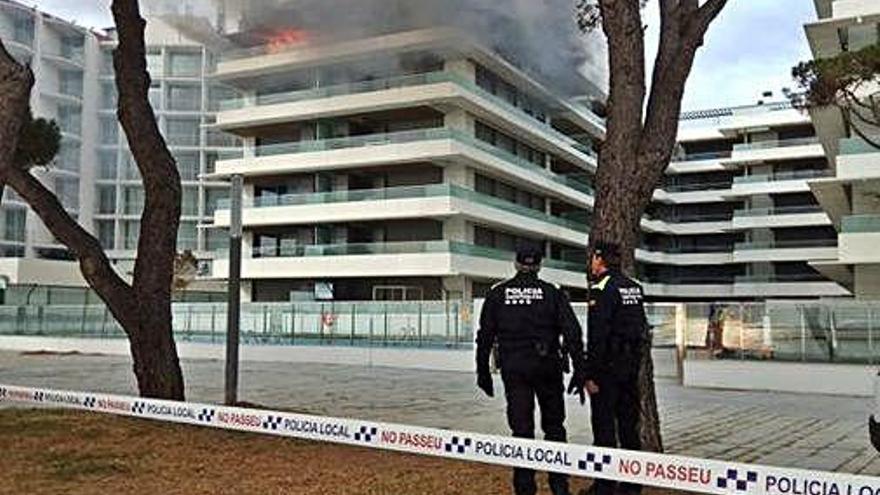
[208,27,604,302]
[805,0,880,298]
[0,0,858,303]
[640,101,850,300]
[0,0,237,286]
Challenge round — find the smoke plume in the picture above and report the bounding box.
[212,0,606,97]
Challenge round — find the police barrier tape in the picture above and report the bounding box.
[1,383,878,495]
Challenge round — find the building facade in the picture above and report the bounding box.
[0,0,238,285]
[805,0,880,298]
[0,0,859,303]
[641,101,850,300]
[208,28,604,302]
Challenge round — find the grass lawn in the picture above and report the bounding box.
[0,408,679,494]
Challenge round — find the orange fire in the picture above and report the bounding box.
[266,29,311,53]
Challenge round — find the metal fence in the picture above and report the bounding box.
[0,301,474,349]
[0,300,879,364]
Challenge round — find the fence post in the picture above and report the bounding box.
[417,302,423,348]
[383,303,389,347]
[674,303,686,383]
[350,304,356,346]
[800,306,807,362]
[210,304,217,344]
[869,307,874,366]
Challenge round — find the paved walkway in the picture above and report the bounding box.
[0,350,877,475]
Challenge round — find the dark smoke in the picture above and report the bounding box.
[219,0,605,97]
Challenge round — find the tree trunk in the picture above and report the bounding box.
[590,155,664,453]
[129,315,185,398]
[0,2,186,401]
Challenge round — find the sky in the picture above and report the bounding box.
[28,0,817,112]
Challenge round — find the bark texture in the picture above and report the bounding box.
[591,0,729,453]
[0,40,33,203]
[0,0,185,400]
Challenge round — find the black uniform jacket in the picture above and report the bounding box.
[476,271,586,376]
[586,269,648,381]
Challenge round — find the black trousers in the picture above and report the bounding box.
[590,372,641,495]
[501,359,568,495]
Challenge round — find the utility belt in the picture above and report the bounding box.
[496,339,566,371]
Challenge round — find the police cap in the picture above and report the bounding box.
[591,241,621,264]
[515,241,544,266]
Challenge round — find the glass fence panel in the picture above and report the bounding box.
[3,300,880,363]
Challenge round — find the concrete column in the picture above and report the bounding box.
[443,275,473,301]
[240,281,253,303]
[443,217,473,243]
[444,59,476,81]
[242,183,255,207]
[444,109,474,135]
[243,136,256,159]
[443,163,474,188]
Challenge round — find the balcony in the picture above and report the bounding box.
[212,240,587,288]
[214,129,595,206]
[214,184,588,245]
[733,169,831,183]
[217,71,596,168]
[732,205,830,229]
[733,273,848,298]
[842,214,880,233]
[838,215,880,265]
[733,239,838,263]
[727,136,824,164]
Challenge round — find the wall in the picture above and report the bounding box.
[683,359,877,397]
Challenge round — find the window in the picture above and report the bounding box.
[123,187,144,215]
[96,221,115,250]
[174,152,199,181]
[182,187,199,216]
[101,82,117,109]
[59,70,83,98]
[3,209,26,242]
[97,186,116,214]
[168,51,201,77]
[13,14,34,46]
[100,50,114,75]
[149,84,162,110]
[206,229,226,251]
[61,36,85,62]
[99,151,117,179]
[55,177,79,210]
[122,153,140,181]
[205,188,228,215]
[178,222,198,250]
[57,106,81,135]
[167,84,201,111]
[100,117,118,145]
[146,50,163,76]
[57,142,80,172]
[123,221,140,249]
[165,118,200,147]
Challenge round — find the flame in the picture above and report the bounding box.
[266,29,311,53]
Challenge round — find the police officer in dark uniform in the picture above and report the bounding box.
[583,241,648,495]
[476,242,587,495]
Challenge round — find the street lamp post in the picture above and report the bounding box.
[224,174,243,406]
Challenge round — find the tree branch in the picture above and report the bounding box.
[0,38,34,206]
[111,0,181,297]
[4,167,138,327]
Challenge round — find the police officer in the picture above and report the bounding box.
[583,241,648,495]
[476,242,587,495]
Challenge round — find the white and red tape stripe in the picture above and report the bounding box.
[1,383,878,495]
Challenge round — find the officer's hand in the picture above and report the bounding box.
[585,380,600,395]
[567,375,585,405]
[477,372,494,397]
